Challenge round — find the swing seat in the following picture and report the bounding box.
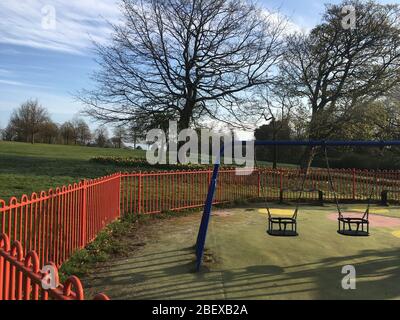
[338,216,369,237]
[267,216,298,237]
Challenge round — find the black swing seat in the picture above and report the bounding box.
[338,216,369,237]
[267,216,298,237]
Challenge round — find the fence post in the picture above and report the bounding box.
[208,170,213,202]
[352,168,356,201]
[257,169,261,198]
[81,179,87,248]
[137,172,142,215]
[118,173,122,217]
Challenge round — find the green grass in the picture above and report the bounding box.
[59,216,138,282]
[59,209,200,282]
[0,141,297,202]
[0,141,145,201]
[82,203,400,300]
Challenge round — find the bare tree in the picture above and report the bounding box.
[362,88,400,140]
[37,121,59,144]
[111,126,127,148]
[80,0,286,131]
[8,99,50,144]
[72,118,92,145]
[128,120,146,149]
[94,125,110,148]
[279,0,400,162]
[60,121,76,145]
[253,86,299,168]
[125,109,170,148]
[1,123,16,141]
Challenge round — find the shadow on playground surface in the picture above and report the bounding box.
[83,204,400,300]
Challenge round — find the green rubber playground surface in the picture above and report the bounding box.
[84,204,400,300]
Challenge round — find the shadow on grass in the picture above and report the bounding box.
[84,245,400,300]
[0,154,136,200]
[0,154,122,178]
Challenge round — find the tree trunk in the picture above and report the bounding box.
[177,100,195,163]
[178,108,192,132]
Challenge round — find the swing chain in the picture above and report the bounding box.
[324,144,384,219]
[323,145,343,217]
[363,146,385,219]
[257,145,315,220]
[293,146,316,219]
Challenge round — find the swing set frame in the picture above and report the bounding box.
[195,140,400,271]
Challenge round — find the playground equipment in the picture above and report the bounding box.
[259,146,316,237]
[195,140,399,271]
[323,146,383,236]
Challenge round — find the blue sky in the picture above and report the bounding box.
[0,0,393,129]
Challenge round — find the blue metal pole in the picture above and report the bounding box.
[195,148,223,271]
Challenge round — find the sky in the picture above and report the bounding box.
[0,0,393,132]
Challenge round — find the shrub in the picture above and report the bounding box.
[90,157,215,171]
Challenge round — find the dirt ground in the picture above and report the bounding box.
[83,203,400,300]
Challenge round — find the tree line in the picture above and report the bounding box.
[0,99,141,149]
[2,0,399,168]
[77,0,400,166]
[254,88,400,168]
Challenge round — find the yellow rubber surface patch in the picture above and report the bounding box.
[347,207,389,214]
[258,209,294,216]
[392,230,400,238]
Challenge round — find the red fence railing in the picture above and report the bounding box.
[0,173,120,268]
[120,168,400,215]
[0,233,109,300]
[2,167,400,300]
[2,168,400,266]
[120,169,260,215]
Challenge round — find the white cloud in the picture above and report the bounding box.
[0,68,11,74]
[261,9,312,36]
[0,79,25,86]
[0,1,312,55]
[0,0,121,55]
[0,78,50,89]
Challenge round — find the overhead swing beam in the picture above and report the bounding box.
[195,140,400,271]
[253,140,400,147]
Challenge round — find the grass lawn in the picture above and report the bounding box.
[0,141,294,202]
[82,203,400,300]
[0,141,145,201]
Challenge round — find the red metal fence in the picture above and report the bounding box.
[2,167,400,300]
[120,169,259,215]
[260,168,400,202]
[2,168,400,266]
[0,173,120,268]
[121,168,400,215]
[0,233,109,300]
